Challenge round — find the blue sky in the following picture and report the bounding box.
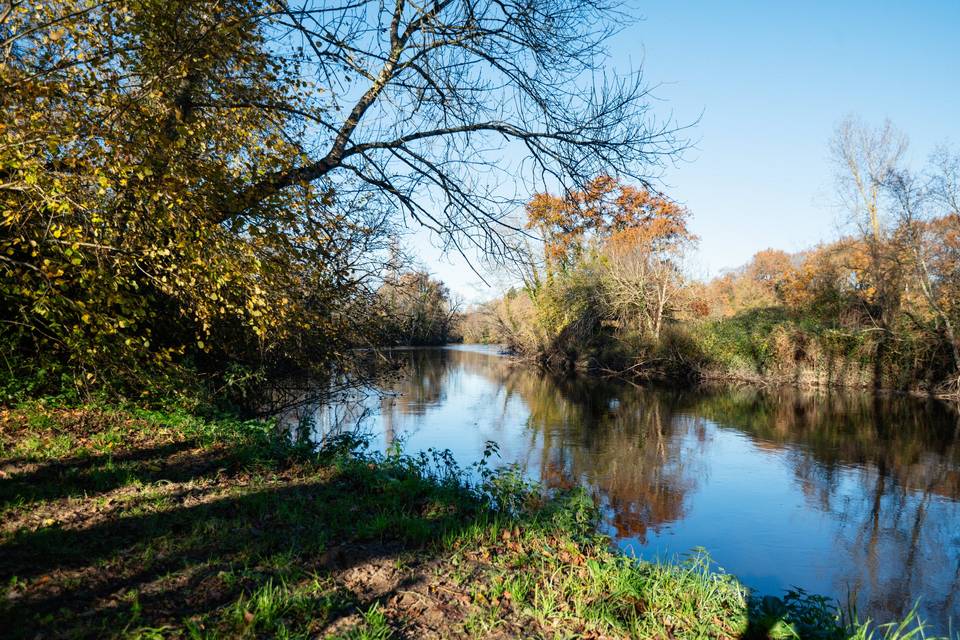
[411,0,960,302]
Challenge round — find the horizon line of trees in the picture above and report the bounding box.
[459,118,960,396]
[377,270,461,346]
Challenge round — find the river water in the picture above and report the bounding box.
[286,345,960,632]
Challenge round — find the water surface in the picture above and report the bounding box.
[288,345,960,632]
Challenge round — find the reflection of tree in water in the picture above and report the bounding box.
[267,381,374,443]
[382,349,705,544]
[264,349,458,445]
[691,390,960,495]
[382,349,450,415]
[689,388,960,627]
[378,347,522,446]
[377,349,450,446]
[497,372,706,543]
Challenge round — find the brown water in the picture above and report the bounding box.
[291,345,960,633]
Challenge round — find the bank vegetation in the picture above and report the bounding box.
[462,120,960,397]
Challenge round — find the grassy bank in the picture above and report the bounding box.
[0,402,936,639]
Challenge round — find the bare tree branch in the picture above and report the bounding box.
[217,0,688,265]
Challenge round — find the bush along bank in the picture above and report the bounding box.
[499,306,960,399]
[0,401,942,639]
[680,309,956,394]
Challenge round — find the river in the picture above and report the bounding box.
[284,345,960,633]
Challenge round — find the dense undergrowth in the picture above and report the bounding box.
[0,401,944,639]
[489,305,957,396]
[682,307,951,391]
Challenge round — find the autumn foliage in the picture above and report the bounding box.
[494,177,698,368]
[0,0,389,398]
[488,158,960,393]
[525,175,694,269]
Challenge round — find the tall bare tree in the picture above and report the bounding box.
[830,116,908,243]
[601,238,693,340]
[884,152,960,394]
[829,116,908,334]
[227,0,686,262]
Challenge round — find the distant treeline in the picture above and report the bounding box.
[376,271,461,347]
[459,120,960,396]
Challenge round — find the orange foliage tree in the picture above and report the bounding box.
[524,176,696,341]
[701,249,796,318]
[525,176,693,271]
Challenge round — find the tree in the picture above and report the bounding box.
[601,222,695,340]
[523,176,694,343]
[700,249,796,318]
[378,271,460,345]
[0,0,392,394]
[829,116,908,330]
[883,152,960,392]
[224,0,685,261]
[748,249,794,296]
[459,300,506,344]
[776,243,858,320]
[526,175,692,271]
[831,116,908,244]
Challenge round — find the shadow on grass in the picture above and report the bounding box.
[0,435,494,639]
[0,440,207,507]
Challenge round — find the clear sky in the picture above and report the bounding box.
[410,0,960,303]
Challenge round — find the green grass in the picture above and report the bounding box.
[0,401,948,639]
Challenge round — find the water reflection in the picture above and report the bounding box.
[303,345,960,633]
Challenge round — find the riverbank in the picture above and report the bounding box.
[503,309,960,400]
[0,401,934,639]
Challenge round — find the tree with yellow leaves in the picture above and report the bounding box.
[0,0,391,396]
